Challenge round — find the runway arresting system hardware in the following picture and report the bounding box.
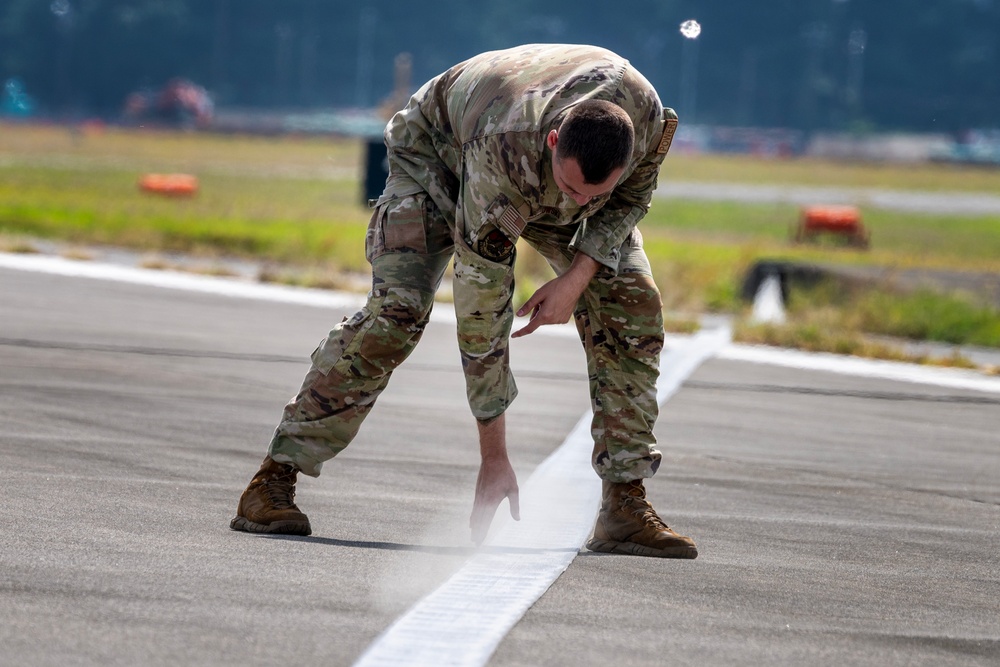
[4,251,1000,664]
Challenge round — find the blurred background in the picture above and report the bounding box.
[3,0,1000,138]
[1,0,999,370]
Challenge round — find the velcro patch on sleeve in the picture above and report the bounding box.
[495,205,527,240]
[656,117,678,155]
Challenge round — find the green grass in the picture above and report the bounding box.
[734,320,981,370]
[733,280,1000,367]
[842,287,1000,347]
[3,121,1000,364]
[0,164,371,271]
[641,199,1000,272]
[0,123,361,174]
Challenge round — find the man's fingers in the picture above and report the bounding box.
[469,498,481,529]
[471,503,498,545]
[516,294,540,318]
[470,491,520,544]
[469,485,498,543]
[469,475,484,529]
[511,317,542,338]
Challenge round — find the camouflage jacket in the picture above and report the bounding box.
[380,44,675,418]
[383,43,675,272]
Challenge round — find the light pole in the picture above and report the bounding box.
[845,25,867,119]
[679,19,701,125]
[50,0,74,113]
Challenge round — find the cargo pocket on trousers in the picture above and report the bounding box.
[309,302,380,376]
[366,193,435,262]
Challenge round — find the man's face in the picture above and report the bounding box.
[547,129,624,206]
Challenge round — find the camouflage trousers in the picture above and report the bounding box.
[268,187,664,485]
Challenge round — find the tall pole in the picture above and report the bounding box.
[845,26,867,120]
[51,0,74,114]
[679,20,702,125]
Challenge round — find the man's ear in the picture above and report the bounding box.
[546,129,558,150]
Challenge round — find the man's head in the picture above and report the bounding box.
[547,99,634,205]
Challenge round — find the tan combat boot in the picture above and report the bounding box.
[230,457,312,536]
[587,479,697,559]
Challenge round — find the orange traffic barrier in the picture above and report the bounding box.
[138,173,198,197]
[794,205,869,248]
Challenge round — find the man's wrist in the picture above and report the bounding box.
[477,413,507,460]
[565,252,600,289]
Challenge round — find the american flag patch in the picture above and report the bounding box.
[496,205,526,240]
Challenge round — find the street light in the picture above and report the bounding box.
[679,19,701,125]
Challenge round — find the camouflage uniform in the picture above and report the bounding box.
[268,44,677,483]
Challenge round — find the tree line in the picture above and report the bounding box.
[2,0,997,133]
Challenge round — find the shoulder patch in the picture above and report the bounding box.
[657,116,678,155]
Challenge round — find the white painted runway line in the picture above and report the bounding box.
[719,345,1000,395]
[352,326,733,667]
[0,252,368,311]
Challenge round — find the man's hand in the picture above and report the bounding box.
[470,414,520,545]
[470,453,520,545]
[512,252,600,338]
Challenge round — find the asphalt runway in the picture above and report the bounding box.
[1,258,998,666]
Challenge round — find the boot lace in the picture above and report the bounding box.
[262,470,297,510]
[622,495,670,531]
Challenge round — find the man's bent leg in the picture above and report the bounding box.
[577,252,697,558]
[576,272,697,558]
[523,228,698,558]
[520,225,664,480]
[233,268,445,534]
[268,251,451,476]
[232,190,453,535]
[577,269,664,482]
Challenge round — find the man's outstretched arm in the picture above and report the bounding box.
[470,413,520,545]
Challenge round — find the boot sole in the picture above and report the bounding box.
[230,515,312,536]
[586,537,698,559]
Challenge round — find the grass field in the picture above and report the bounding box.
[2,121,999,368]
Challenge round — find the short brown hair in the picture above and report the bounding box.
[556,100,635,184]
